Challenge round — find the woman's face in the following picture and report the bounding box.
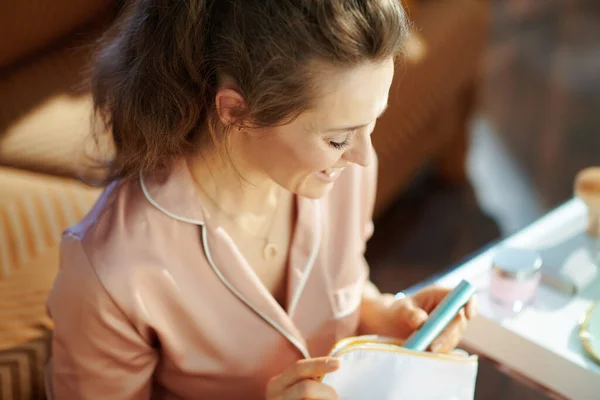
[232,59,395,199]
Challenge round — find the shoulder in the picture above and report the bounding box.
[66,177,168,265]
[57,177,181,321]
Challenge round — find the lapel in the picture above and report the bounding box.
[286,196,322,318]
[140,159,322,359]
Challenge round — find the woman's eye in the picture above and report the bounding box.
[328,134,352,150]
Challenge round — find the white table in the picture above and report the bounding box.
[416,198,600,400]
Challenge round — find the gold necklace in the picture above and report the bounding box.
[195,183,281,261]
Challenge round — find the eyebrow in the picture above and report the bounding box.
[325,104,389,133]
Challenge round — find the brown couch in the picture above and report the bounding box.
[0,1,489,398]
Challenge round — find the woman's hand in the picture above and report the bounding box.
[266,357,340,400]
[389,285,478,353]
[359,283,478,354]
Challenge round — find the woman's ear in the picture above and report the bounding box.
[215,88,246,128]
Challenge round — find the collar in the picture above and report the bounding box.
[139,159,208,225]
[139,158,322,359]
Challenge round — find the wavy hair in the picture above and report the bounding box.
[91,0,409,182]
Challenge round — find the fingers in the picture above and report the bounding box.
[450,348,471,358]
[411,285,452,313]
[288,379,340,400]
[393,297,429,330]
[395,284,477,353]
[412,286,478,320]
[430,309,467,353]
[465,294,478,320]
[411,284,477,333]
[267,357,340,397]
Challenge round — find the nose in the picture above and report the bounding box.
[343,131,374,167]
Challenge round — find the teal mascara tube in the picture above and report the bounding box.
[403,280,476,352]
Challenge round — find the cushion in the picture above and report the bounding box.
[0,167,101,399]
[0,167,101,279]
[0,26,112,181]
[0,251,57,400]
[0,31,112,178]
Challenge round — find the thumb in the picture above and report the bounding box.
[407,307,428,329]
[393,298,429,330]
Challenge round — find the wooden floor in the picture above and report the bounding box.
[366,0,600,398]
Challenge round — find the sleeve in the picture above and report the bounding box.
[47,236,158,399]
[362,148,379,243]
[354,149,378,284]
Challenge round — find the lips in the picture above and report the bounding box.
[317,167,344,183]
[321,168,336,178]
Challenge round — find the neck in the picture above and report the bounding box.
[187,144,280,219]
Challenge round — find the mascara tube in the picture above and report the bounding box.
[403,280,476,352]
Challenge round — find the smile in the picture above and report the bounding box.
[316,168,344,183]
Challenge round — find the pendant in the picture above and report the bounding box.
[263,243,278,260]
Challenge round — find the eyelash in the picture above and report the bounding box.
[329,138,351,150]
[328,132,354,150]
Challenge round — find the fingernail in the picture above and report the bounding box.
[412,311,427,327]
[431,343,442,353]
[326,358,340,367]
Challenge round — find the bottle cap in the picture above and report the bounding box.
[492,247,542,281]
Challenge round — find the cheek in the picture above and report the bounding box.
[284,143,338,174]
[260,133,335,173]
[251,126,341,188]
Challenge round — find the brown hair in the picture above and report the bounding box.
[92,0,409,182]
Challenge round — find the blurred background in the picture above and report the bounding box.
[0,0,598,399]
[369,0,600,292]
[368,0,600,398]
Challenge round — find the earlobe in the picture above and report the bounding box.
[215,88,246,127]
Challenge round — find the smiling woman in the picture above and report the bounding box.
[207,60,394,200]
[45,1,476,399]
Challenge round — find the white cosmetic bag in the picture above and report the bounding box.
[322,336,479,400]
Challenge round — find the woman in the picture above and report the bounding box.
[47,1,477,399]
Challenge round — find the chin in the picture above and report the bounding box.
[295,182,335,199]
[277,172,338,199]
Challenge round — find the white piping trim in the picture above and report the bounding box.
[140,174,205,225]
[139,174,311,359]
[333,302,361,320]
[287,200,322,317]
[200,224,311,359]
[332,270,370,320]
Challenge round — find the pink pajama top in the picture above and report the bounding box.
[46,154,377,399]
